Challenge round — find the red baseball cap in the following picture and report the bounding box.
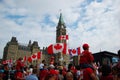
[49,69,58,75]
[83,43,89,49]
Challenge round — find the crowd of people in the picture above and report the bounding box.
[0,43,120,80]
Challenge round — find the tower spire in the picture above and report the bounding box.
[58,12,64,25]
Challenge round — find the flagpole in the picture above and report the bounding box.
[60,32,63,66]
[67,32,70,65]
[8,58,12,80]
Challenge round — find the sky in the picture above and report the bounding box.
[0,0,120,58]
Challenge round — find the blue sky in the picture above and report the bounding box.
[0,0,120,58]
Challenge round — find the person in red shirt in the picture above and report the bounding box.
[45,69,59,80]
[79,67,98,80]
[79,43,98,80]
[16,57,25,71]
[15,70,25,80]
[79,43,94,69]
[39,64,49,80]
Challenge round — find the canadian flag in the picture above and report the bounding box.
[58,35,69,40]
[31,53,37,60]
[31,52,42,60]
[27,52,42,62]
[47,43,67,54]
[2,60,7,64]
[69,47,81,56]
[2,59,12,64]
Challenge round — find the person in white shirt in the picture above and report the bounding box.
[39,60,45,70]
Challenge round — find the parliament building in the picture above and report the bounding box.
[2,13,71,65]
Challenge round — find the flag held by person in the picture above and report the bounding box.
[31,52,42,60]
[27,51,42,62]
[69,47,81,56]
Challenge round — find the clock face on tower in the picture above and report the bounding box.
[61,25,64,28]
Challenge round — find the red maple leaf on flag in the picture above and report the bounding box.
[72,49,77,54]
[27,57,32,62]
[54,43,62,50]
[32,54,37,59]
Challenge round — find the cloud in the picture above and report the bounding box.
[73,0,120,52]
[0,0,120,59]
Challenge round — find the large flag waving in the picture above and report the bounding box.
[47,43,67,54]
[69,47,81,56]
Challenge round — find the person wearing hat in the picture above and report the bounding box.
[79,43,98,80]
[45,69,59,80]
[79,43,94,69]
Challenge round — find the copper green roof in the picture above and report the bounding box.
[58,13,64,25]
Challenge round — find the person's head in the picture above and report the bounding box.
[49,64,55,69]
[32,68,38,74]
[45,69,58,80]
[68,63,73,71]
[66,72,73,80]
[75,65,80,70]
[42,60,45,63]
[18,57,23,61]
[82,43,89,50]
[43,64,47,69]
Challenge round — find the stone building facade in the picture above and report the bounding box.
[3,37,40,61]
[2,13,70,65]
